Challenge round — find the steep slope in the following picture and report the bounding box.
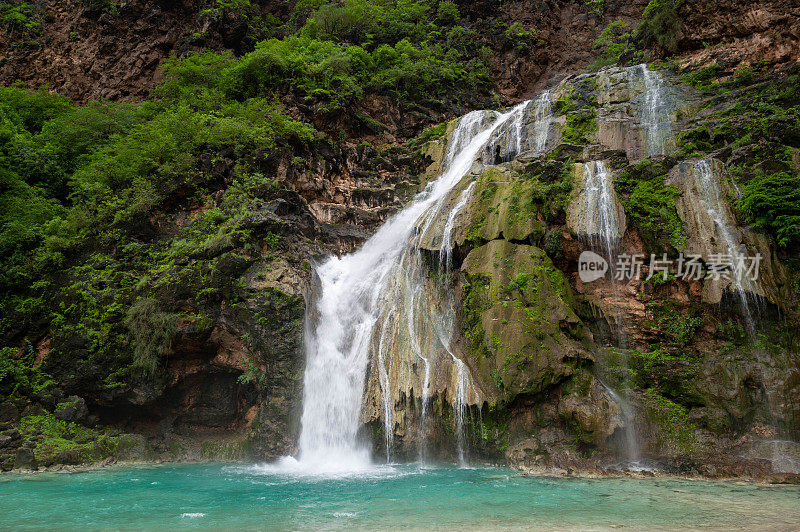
[0,0,799,476]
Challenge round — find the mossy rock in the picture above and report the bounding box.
[457,166,547,245]
[460,240,593,403]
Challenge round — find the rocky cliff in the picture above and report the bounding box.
[1,0,799,477]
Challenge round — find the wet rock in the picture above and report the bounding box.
[0,402,20,424]
[13,447,37,470]
[54,396,89,424]
[460,240,594,400]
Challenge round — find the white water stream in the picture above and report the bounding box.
[294,102,533,472]
[639,64,672,157]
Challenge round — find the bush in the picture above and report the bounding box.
[616,160,686,250]
[636,0,681,54]
[124,298,178,375]
[588,20,633,71]
[738,171,800,247]
[0,1,40,34]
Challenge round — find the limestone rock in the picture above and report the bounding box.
[460,240,593,401]
[13,447,37,470]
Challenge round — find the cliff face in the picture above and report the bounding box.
[427,65,800,477]
[1,0,799,475]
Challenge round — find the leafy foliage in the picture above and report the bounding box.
[636,0,681,54]
[0,0,40,34]
[738,172,800,248]
[124,298,179,375]
[615,160,686,251]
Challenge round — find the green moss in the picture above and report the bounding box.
[17,413,124,463]
[461,241,587,401]
[615,160,686,251]
[643,388,698,453]
[561,112,597,145]
[200,439,249,460]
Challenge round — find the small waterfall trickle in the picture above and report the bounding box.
[692,159,759,330]
[439,182,476,273]
[294,102,531,472]
[639,64,673,157]
[533,90,553,153]
[451,356,473,465]
[581,161,622,261]
[571,161,640,465]
[599,380,640,466]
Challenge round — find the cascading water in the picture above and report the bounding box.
[639,64,673,157]
[580,161,622,261]
[533,90,553,153]
[692,159,759,330]
[690,160,785,464]
[572,161,641,465]
[439,182,475,274]
[295,103,529,472]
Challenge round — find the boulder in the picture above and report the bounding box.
[13,447,37,470]
[0,402,20,424]
[54,396,89,424]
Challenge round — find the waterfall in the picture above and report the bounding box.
[451,356,472,465]
[439,182,476,273]
[639,64,672,157]
[572,162,640,465]
[581,161,622,260]
[295,103,529,472]
[599,381,640,466]
[533,90,553,153]
[692,159,758,330]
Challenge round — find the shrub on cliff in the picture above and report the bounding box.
[738,171,800,248]
[124,298,178,375]
[636,0,681,54]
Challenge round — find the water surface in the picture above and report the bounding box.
[2,463,800,530]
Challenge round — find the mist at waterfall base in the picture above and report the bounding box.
[4,464,800,530]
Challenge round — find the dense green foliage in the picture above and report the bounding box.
[0,0,495,391]
[739,172,800,247]
[615,160,686,251]
[636,0,681,54]
[588,0,681,71]
[0,0,40,35]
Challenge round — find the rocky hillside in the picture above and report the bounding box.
[0,0,798,476]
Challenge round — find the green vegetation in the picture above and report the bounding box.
[588,20,635,71]
[17,412,131,463]
[554,85,598,144]
[615,160,686,251]
[585,0,604,17]
[739,172,800,248]
[0,345,54,397]
[588,0,681,71]
[675,66,800,248]
[0,0,498,396]
[123,298,179,375]
[643,387,698,452]
[0,0,41,35]
[636,0,681,54]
